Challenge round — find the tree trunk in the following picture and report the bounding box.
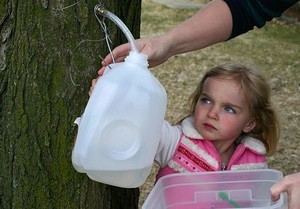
[0,0,141,208]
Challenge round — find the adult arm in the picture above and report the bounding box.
[99,0,298,70]
[99,0,232,71]
[164,0,298,54]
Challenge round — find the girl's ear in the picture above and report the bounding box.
[243,119,256,133]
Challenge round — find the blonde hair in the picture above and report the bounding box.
[186,63,279,156]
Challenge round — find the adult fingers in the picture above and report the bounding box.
[270,178,286,202]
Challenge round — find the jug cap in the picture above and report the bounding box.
[125,51,148,67]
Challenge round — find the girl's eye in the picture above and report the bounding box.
[225,106,236,113]
[200,97,211,104]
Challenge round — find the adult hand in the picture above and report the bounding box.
[99,35,173,72]
[89,67,105,96]
[91,35,171,96]
[270,172,300,209]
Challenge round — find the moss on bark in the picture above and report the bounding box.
[0,0,141,208]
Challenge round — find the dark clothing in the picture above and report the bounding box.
[224,0,299,39]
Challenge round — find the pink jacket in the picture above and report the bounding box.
[156,117,267,180]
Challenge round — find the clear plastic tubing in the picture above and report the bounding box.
[94,4,139,53]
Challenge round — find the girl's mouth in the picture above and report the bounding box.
[203,123,217,131]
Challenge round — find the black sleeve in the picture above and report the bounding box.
[224,0,299,39]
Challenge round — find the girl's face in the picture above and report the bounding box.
[194,76,256,144]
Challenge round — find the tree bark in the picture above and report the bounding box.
[0,0,141,208]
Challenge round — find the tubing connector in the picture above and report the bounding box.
[95,4,105,17]
[94,4,139,53]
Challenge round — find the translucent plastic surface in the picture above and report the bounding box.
[72,52,167,188]
[142,169,284,209]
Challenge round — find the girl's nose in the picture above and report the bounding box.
[207,106,219,120]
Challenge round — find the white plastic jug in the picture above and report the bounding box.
[72,50,167,188]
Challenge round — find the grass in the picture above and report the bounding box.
[139,0,300,207]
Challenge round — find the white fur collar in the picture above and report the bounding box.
[181,116,203,139]
[240,136,266,154]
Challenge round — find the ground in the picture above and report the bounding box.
[138,0,300,207]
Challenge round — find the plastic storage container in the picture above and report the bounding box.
[142,169,284,209]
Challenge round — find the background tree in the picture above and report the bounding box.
[0,0,141,208]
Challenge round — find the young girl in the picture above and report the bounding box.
[88,63,279,180]
[154,63,280,180]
